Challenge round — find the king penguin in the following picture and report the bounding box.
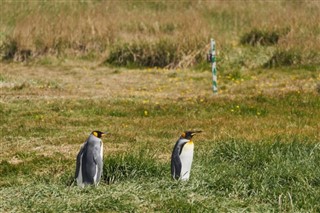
[75,130,107,187]
[171,131,202,181]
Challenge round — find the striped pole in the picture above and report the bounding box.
[210,39,218,93]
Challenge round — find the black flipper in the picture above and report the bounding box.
[171,155,182,180]
[171,142,182,180]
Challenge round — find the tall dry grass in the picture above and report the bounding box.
[0,0,319,66]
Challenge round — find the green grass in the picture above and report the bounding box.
[1,140,320,212]
[1,87,320,211]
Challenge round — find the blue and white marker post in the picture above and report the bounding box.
[210,38,218,93]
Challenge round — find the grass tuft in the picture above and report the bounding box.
[240,28,285,46]
[1,38,18,60]
[196,139,320,211]
[103,150,167,184]
[264,49,302,68]
[105,38,205,68]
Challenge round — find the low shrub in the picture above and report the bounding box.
[264,49,302,68]
[1,38,32,62]
[105,38,206,68]
[240,28,284,46]
[1,38,18,60]
[105,40,178,68]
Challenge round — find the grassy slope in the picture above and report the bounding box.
[0,62,320,212]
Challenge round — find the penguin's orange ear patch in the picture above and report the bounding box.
[181,132,186,138]
[93,131,98,137]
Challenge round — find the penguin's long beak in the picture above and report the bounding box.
[191,130,202,136]
[101,132,109,137]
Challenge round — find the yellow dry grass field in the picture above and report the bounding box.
[1,62,319,162]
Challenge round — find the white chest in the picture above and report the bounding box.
[179,142,194,180]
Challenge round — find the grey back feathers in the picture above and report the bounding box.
[75,133,104,187]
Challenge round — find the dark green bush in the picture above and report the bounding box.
[1,38,32,61]
[105,38,206,68]
[264,49,302,68]
[1,38,18,60]
[105,40,180,68]
[240,29,281,46]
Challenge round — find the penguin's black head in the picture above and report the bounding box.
[92,130,108,138]
[180,130,202,140]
